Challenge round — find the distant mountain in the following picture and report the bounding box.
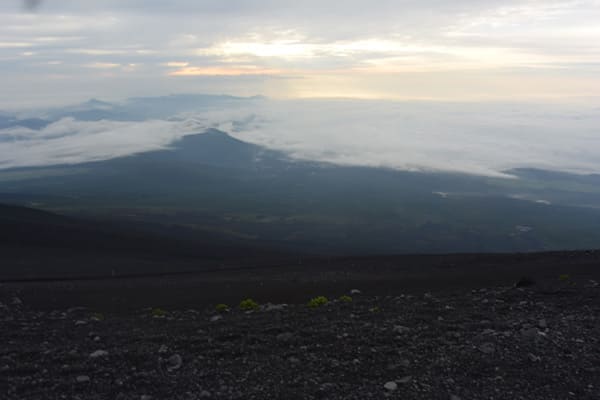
[2,130,600,255]
[0,114,50,130]
[43,94,264,121]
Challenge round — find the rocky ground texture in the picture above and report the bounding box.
[1,282,599,400]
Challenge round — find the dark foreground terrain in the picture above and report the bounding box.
[1,259,599,400]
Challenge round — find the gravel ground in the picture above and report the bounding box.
[1,282,599,400]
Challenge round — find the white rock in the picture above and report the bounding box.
[384,381,398,391]
[89,350,109,358]
[350,289,362,295]
[76,375,90,383]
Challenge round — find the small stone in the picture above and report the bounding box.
[89,350,109,358]
[538,319,547,329]
[199,390,211,398]
[398,359,410,368]
[74,320,87,326]
[209,315,222,322]
[528,353,541,362]
[384,381,398,391]
[167,354,182,371]
[398,376,412,384]
[276,332,294,342]
[393,325,410,334]
[478,343,495,354]
[350,289,362,295]
[140,395,153,400]
[262,303,288,311]
[76,375,90,383]
[449,395,462,400]
[158,345,168,354]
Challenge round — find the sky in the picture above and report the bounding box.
[1,0,600,107]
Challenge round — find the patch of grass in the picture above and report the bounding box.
[369,306,381,313]
[307,296,329,308]
[90,312,105,321]
[239,298,259,311]
[151,308,167,317]
[215,303,230,312]
[559,274,570,282]
[338,295,353,303]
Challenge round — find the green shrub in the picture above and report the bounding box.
[559,274,570,282]
[91,312,105,321]
[215,303,230,312]
[151,308,167,317]
[369,306,381,313]
[338,295,353,303]
[239,298,259,311]
[307,296,329,308]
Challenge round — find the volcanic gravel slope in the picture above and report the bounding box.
[1,283,599,400]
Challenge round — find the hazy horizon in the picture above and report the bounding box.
[1,0,599,107]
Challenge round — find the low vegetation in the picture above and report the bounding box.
[215,303,230,312]
[307,296,329,308]
[338,295,352,303]
[239,298,259,311]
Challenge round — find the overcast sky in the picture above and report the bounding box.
[1,0,600,107]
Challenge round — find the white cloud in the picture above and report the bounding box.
[2,98,600,178]
[0,117,205,168]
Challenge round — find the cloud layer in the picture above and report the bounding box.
[1,97,599,177]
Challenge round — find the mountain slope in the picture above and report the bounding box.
[2,130,600,254]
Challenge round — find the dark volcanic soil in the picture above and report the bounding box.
[1,280,599,399]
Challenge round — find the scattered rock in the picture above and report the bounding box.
[262,303,288,312]
[276,332,294,342]
[167,354,182,372]
[209,315,222,322]
[384,381,398,391]
[89,350,109,358]
[76,375,90,383]
[478,342,495,354]
[393,325,410,334]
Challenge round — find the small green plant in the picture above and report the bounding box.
[90,312,105,321]
[369,306,381,313]
[239,298,259,311]
[338,295,353,303]
[559,274,570,282]
[215,303,230,312]
[151,308,167,317]
[307,296,329,308]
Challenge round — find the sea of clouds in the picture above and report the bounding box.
[1,97,599,177]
